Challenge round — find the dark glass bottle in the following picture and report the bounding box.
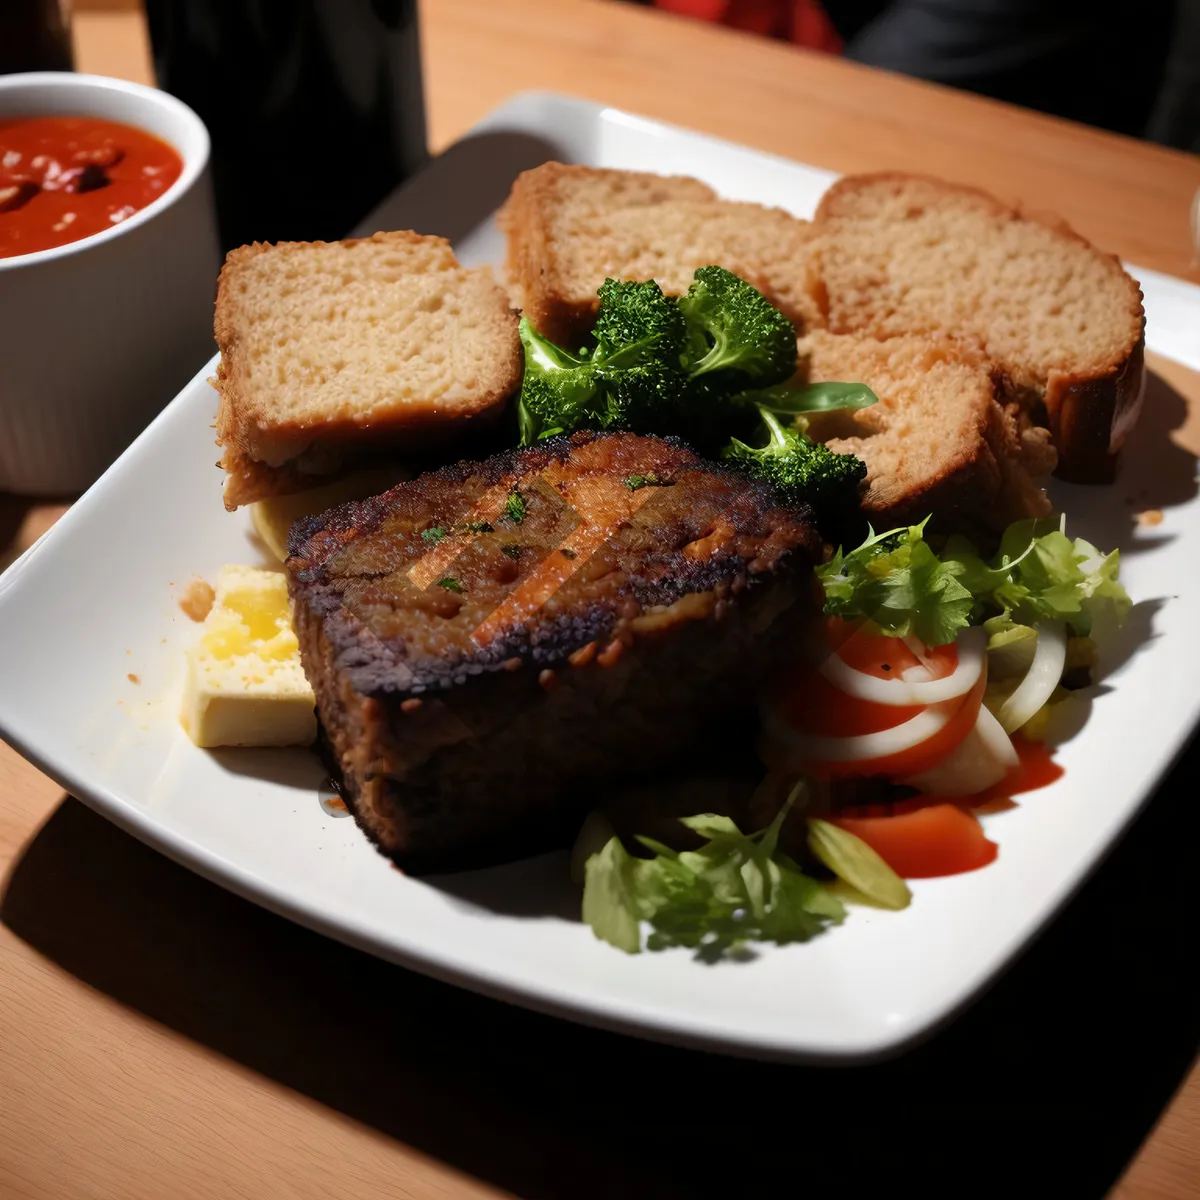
[0,0,74,74]
[143,0,428,252]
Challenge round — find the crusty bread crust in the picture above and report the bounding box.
[1043,332,1146,484]
[498,162,824,346]
[215,401,514,509]
[862,397,1054,536]
[496,163,718,344]
[214,231,521,509]
[801,331,1054,535]
[216,439,411,511]
[814,172,1145,484]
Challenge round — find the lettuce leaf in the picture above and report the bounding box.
[580,790,844,958]
[581,836,645,953]
[807,818,912,911]
[816,515,1131,645]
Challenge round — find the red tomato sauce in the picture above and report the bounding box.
[835,737,1064,821]
[967,736,1064,811]
[0,116,183,258]
[830,737,1065,877]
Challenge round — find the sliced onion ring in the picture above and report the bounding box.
[903,703,1017,796]
[817,627,987,707]
[975,702,1020,769]
[997,621,1067,733]
[761,698,956,765]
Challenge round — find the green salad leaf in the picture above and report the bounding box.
[807,818,911,911]
[816,516,1131,646]
[985,519,1133,637]
[736,380,880,417]
[580,788,844,959]
[581,836,645,953]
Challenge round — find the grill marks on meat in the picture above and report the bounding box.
[287,431,823,873]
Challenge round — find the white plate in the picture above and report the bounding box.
[2,93,1199,1063]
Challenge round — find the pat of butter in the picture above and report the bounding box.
[180,564,316,748]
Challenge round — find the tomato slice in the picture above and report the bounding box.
[830,619,957,681]
[763,675,985,782]
[767,619,958,739]
[820,677,986,781]
[833,803,999,878]
[760,618,985,782]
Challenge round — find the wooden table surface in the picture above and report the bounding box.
[4,3,1200,1197]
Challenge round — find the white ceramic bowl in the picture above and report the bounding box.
[0,72,220,495]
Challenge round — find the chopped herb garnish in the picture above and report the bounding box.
[560,548,577,560]
[501,544,522,559]
[436,577,464,593]
[624,472,667,491]
[462,520,494,534]
[504,488,526,524]
[421,525,447,543]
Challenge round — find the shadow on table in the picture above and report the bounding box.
[4,729,1199,1199]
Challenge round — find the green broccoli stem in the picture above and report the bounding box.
[522,320,586,373]
[754,405,792,457]
[688,329,735,379]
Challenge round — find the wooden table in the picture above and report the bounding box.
[4,4,1200,1197]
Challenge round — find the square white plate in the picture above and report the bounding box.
[3,93,1199,1063]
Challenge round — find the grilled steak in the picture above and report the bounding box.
[287,431,823,874]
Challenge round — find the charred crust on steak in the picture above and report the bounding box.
[287,431,821,698]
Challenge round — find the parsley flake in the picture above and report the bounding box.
[624,472,669,491]
[504,488,526,524]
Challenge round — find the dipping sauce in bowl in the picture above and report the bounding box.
[0,115,183,258]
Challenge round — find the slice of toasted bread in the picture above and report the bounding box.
[800,331,1056,534]
[814,173,1145,483]
[214,231,521,509]
[497,163,824,346]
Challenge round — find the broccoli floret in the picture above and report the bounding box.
[514,268,871,463]
[593,278,688,430]
[678,266,797,388]
[515,279,686,444]
[721,406,866,511]
[592,278,686,369]
[515,321,602,443]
